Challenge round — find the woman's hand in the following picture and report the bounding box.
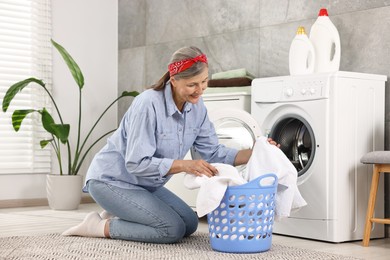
[267,137,280,148]
[178,159,218,177]
[168,159,218,177]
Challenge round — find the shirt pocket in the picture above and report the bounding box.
[156,132,176,158]
[158,132,175,140]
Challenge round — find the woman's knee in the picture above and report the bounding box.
[87,180,109,206]
[184,212,198,237]
[166,213,198,241]
[159,219,186,243]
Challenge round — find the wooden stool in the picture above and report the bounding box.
[360,151,390,246]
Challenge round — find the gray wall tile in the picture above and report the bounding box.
[118,47,146,120]
[119,0,146,49]
[204,29,260,77]
[260,0,390,26]
[145,0,260,45]
[334,7,390,75]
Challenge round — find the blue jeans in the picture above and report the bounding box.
[87,179,198,243]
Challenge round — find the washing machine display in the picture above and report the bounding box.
[269,115,315,177]
[251,71,386,242]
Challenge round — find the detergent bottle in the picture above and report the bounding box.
[289,26,315,75]
[309,8,341,73]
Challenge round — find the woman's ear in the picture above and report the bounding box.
[170,76,176,86]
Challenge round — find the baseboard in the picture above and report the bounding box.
[0,196,95,209]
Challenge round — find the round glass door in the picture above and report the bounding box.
[214,117,255,150]
[191,114,258,173]
[269,116,315,177]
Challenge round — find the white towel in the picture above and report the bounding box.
[243,136,307,220]
[183,163,246,217]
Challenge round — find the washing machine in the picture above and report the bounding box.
[251,71,386,242]
[165,86,262,208]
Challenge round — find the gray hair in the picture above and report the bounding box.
[170,46,208,80]
[149,46,208,90]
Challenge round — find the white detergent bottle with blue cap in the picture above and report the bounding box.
[309,8,341,73]
[289,26,315,75]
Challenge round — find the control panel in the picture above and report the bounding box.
[281,76,329,102]
[251,74,330,103]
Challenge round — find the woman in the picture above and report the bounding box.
[62,46,276,243]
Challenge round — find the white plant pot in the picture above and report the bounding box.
[46,174,83,210]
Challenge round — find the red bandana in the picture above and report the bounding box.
[168,54,208,77]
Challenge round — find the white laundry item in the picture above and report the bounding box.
[183,163,247,217]
[243,136,307,220]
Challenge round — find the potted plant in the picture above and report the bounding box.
[1,39,139,210]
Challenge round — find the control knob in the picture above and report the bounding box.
[285,88,294,97]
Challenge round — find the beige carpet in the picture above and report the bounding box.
[0,232,361,260]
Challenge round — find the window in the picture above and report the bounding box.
[0,0,52,174]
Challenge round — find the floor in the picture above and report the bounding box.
[0,203,389,259]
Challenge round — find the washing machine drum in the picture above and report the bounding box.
[269,117,315,177]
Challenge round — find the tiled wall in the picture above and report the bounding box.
[118,0,390,226]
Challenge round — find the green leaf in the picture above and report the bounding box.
[2,78,45,112]
[12,109,37,131]
[120,91,139,98]
[41,108,70,144]
[50,124,70,144]
[41,108,56,133]
[51,39,84,89]
[40,139,53,148]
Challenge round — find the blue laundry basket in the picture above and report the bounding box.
[207,173,278,253]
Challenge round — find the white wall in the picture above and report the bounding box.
[0,0,118,200]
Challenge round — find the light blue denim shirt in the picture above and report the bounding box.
[83,82,238,192]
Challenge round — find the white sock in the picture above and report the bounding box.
[100,210,115,220]
[61,211,107,238]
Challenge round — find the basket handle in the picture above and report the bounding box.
[246,173,278,189]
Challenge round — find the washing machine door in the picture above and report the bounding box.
[192,108,261,172]
[268,115,316,177]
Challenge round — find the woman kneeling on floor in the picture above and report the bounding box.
[62,46,277,243]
